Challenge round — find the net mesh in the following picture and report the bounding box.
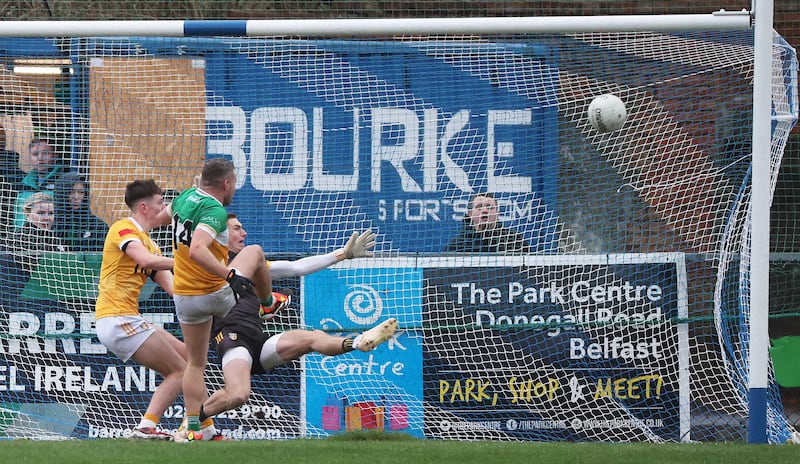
[0,27,796,442]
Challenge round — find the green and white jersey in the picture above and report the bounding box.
[167,187,230,295]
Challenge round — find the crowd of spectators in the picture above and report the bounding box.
[0,131,107,306]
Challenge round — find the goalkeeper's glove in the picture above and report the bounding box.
[226,268,254,298]
[336,228,376,261]
[259,292,291,321]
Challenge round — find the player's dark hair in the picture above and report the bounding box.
[227,212,238,220]
[201,158,235,188]
[124,179,163,209]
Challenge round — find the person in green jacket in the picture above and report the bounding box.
[14,137,68,228]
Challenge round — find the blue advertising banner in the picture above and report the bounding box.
[0,299,301,439]
[300,255,686,441]
[0,254,685,440]
[420,255,687,441]
[198,39,562,253]
[302,266,424,438]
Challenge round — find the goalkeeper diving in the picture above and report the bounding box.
[174,213,397,441]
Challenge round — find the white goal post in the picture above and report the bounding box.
[749,0,774,444]
[0,13,751,37]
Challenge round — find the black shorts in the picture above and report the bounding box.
[211,290,271,375]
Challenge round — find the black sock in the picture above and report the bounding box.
[342,338,354,352]
[198,405,208,423]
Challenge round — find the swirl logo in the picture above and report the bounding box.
[343,284,383,325]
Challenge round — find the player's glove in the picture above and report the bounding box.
[336,228,376,261]
[226,268,254,298]
[259,292,291,321]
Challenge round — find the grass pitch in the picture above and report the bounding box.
[1,432,799,464]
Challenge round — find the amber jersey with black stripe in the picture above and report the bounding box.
[96,217,161,320]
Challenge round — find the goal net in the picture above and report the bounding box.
[0,18,796,442]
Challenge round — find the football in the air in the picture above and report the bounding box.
[587,94,627,133]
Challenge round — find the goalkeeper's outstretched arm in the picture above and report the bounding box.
[270,228,376,280]
[226,211,376,279]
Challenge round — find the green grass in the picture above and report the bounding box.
[1,434,799,464]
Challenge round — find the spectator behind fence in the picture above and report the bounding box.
[0,125,24,187]
[4,192,67,279]
[445,192,531,253]
[14,137,69,228]
[0,126,24,238]
[54,171,108,252]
